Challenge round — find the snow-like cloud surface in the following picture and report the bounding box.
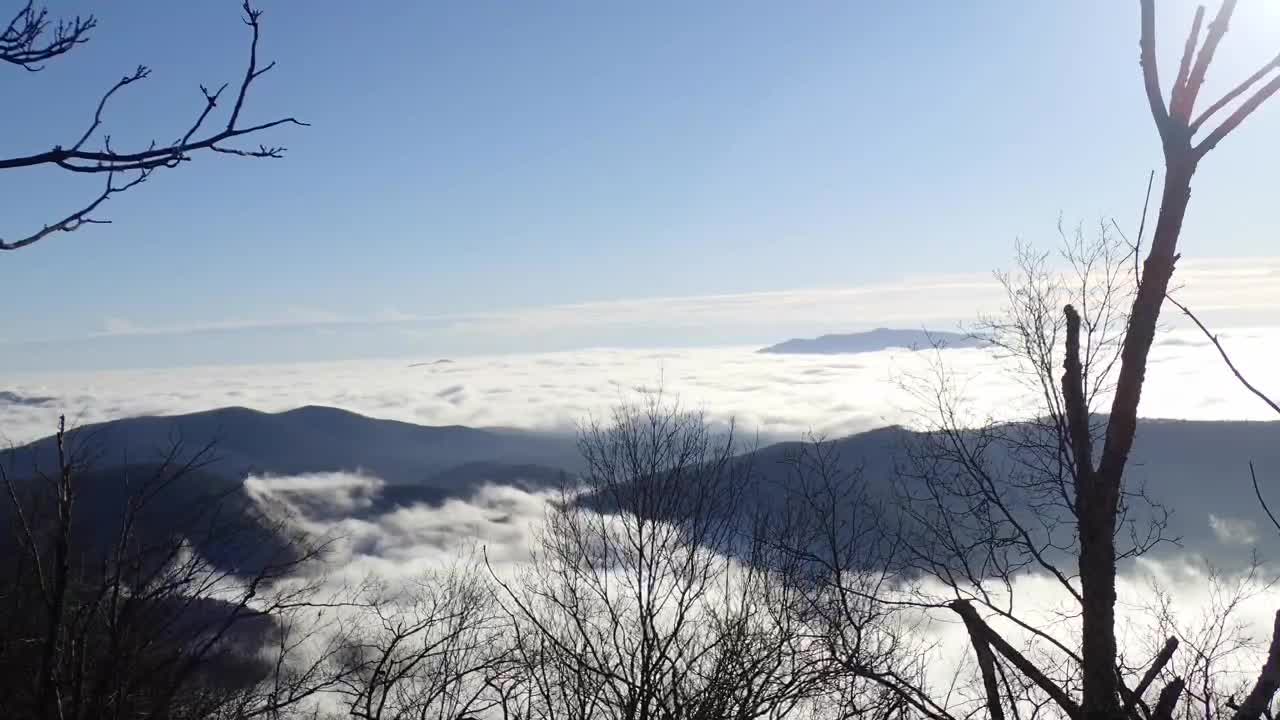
[246,468,1280,719]
[247,472,550,585]
[2,326,1278,446]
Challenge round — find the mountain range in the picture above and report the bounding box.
[758,328,989,354]
[3,405,1278,570]
[3,405,580,490]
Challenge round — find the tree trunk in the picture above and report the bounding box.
[1078,485,1121,720]
[36,421,74,720]
[1079,158,1197,720]
[1096,157,1197,487]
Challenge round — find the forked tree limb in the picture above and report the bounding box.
[955,606,1006,720]
[1190,52,1280,133]
[1140,0,1280,159]
[1170,5,1206,121]
[1179,0,1239,123]
[949,600,1081,720]
[1196,73,1280,157]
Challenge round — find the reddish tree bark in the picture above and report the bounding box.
[1067,3,1280,719]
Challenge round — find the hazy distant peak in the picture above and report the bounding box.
[0,390,57,407]
[758,328,988,355]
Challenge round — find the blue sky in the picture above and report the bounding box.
[3,0,1279,370]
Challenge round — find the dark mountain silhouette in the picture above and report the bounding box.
[5,406,1277,574]
[2,405,580,488]
[758,328,988,354]
[1,406,580,572]
[785,420,1280,565]
[589,419,1280,568]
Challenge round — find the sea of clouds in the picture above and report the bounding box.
[2,325,1278,447]
[5,324,1276,713]
[244,469,1280,717]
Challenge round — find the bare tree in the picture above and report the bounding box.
[768,435,951,720]
[334,555,509,720]
[489,393,828,720]
[485,612,612,720]
[881,1,1280,718]
[1081,3,1280,716]
[873,225,1173,717]
[1135,558,1279,720]
[813,2,1280,707]
[0,418,355,720]
[868,216,1279,720]
[1,1,304,252]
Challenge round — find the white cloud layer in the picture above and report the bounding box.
[247,472,550,585]
[2,326,1278,447]
[246,466,1280,719]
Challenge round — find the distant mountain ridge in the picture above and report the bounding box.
[0,406,582,574]
[759,328,988,354]
[747,418,1280,567]
[2,405,581,487]
[3,405,1277,572]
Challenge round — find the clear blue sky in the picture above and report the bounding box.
[3,0,1279,370]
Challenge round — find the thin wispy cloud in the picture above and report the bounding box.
[1210,514,1260,547]
[7,254,1269,363]
[94,307,418,338]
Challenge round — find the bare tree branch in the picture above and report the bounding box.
[0,3,303,175]
[0,1,94,70]
[1165,295,1280,416]
[1169,5,1206,121]
[1178,0,1239,123]
[949,600,1081,720]
[1,1,306,252]
[0,170,148,252]
[1139,0,1171,138]
[72,65,151,151]
[1190,52,1280,133]
[1251,463,1280,536]
[955,603,1006,720]
[1124,636,1179,717]
[1195,72,1280,157]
